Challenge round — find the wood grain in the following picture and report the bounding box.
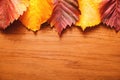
[0,21,120,80]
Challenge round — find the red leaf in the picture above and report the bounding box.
[100,0,120,31]
[0,0,28,29]
[48,0,80,35]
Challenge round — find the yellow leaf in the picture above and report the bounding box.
[19,0,53,31]
[76,0,102,30]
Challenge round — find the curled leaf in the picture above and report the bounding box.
[100,0,120,31]
[48,0,80,34]
[20,0,53,31]
[0,0,29,29]
[76,0,102,30]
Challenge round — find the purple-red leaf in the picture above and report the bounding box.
[0,0,28,29]
[100,0,120,31]
[48,0,80,34]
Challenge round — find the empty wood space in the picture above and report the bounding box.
[0,21,120,80]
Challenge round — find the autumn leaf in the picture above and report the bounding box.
[100,0,120,31]
[48,0,80,34]
[0,0,29,29]
[76,0,102,30]
[20,0,53,31]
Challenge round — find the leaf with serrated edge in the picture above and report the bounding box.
[0,0,29,29]
[48,0,80,35]
[100,0,120,31]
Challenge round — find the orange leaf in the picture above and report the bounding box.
[20,0,53,31]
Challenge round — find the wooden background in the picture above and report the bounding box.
[0,21,120,80]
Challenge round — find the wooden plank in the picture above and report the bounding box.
[0,21,120,80]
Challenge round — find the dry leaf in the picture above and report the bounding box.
[0,0,29,29]
[48,0,80,34]
[20,0,53,31]
[76,0,102,30]
[100,0,120,31]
